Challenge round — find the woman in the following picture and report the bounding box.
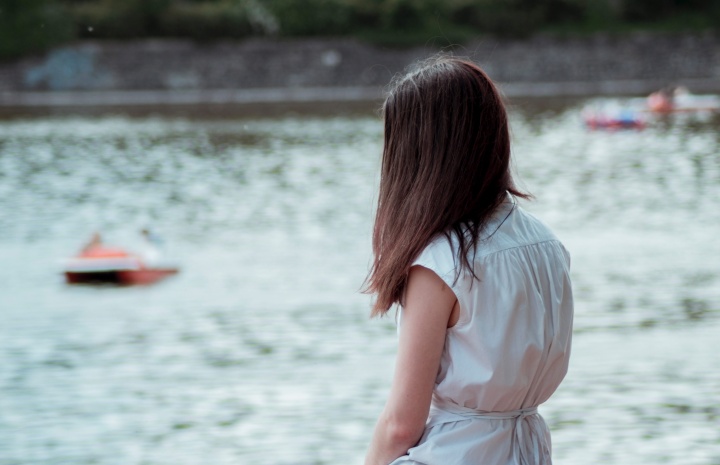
[364,57,574,465]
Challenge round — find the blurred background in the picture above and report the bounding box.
[1,1,719,465]
[2,0,720,56]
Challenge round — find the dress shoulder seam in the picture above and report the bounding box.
[476,238,561,260]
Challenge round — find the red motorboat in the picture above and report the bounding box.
[581,107,646,131]
[647,89,720,114]
[64,243,179,285]
[583,115,646,130]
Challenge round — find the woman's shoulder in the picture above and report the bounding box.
[412,233,459,282]
[512,205,561,240]
[412,202,567,276]
[479,205,561,253]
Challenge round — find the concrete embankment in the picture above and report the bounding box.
[0,33,718,106]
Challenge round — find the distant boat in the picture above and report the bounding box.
[582,107,646,131]
[647,89,720,114]
[64,245,179,285]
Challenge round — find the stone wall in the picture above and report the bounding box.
[0,33,718,99]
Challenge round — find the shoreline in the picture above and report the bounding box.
[1,77,718,109]
[1,34,718,108]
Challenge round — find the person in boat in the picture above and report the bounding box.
[647,86,674,112]
[141,228,163,247]
[363,56,574,465]
[80,232,103,254]
[140,228,164,265]
[647,85,691,113]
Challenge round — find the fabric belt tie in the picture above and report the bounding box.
[427,399,551,465]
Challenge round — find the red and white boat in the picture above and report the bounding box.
[647,91,720,114]
[582,108,647,130]
[64,245,179,285]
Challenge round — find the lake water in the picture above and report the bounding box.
[1,99,719,465]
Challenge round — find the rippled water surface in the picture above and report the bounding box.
[1,99,719,465]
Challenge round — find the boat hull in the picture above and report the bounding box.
[584,118,646,130]
[65,268,178,285]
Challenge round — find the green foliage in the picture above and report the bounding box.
[619,0,720,21]
[0,0,74,59]
[263,0,455,41]
[159,1,255,40]
[71,0,150,38]
[448,0,586,37]
[71,0,275,39]
[63,0,720,42]
[70,0,176,38]
[264,0,356,36]
[3,0,720,59]
[381,0,448,31]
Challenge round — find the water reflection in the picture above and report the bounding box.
[0,98,718,465]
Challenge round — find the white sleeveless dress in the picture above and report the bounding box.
[391,198,574,465]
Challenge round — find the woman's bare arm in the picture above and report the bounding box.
[364,266,457,465]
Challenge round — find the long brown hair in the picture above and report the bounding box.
[365,56,529,317]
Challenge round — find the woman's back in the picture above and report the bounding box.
[363,57,573,465]
[393,199,574,464]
